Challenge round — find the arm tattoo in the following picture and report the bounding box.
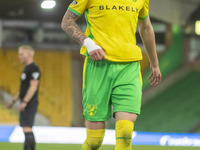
[61,10,87,44]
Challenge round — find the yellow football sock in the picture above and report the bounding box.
[81,128,105,150]
[115,120,134,150]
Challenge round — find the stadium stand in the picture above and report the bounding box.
[135,71,200,133]
[0,95,18,124]
[0,50,22,95]
[0,49,72,126]
[0,104,18,124]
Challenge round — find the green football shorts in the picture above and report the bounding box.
[82,57,142,121]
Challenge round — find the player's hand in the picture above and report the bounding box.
[7,102,14,109]
[89,49,105,61]
[19,102,27,112]
[149,65,161,87]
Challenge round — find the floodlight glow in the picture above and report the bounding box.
[41,0,56,9]
[195,20,200,35]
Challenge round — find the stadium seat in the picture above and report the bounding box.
[0,100,18,124]
[135,71,200,133]
[0,49,73,126]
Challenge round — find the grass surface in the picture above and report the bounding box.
[0,143,200,150]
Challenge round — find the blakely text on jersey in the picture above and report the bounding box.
[99,5,139,12]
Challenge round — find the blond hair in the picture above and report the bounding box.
[18,45,35,56]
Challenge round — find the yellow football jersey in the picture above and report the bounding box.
[68,0,149,62]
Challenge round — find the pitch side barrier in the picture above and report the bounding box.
[1,126,200,147]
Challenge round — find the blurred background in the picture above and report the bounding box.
[0,0,200,148]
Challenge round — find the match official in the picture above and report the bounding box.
[7,45,40,150]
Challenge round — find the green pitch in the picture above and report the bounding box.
[0,142,200,150]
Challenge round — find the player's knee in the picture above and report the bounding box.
[117,125,132,138]
[85,128,105,150]
[87,137,104,149]
[115,120,134,150]
[115,120,134,138]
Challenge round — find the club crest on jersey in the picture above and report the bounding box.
[72,0,77,6]
[21,73,26,80]
[133,0,137,2]
[87,104,97,116]
[32,72,40,80]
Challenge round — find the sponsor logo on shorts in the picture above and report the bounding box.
[87,104,97,116]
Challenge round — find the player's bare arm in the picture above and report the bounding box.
[7,93,20,109]
[61,10,105,61]
[138,16,161,87]
[19,80,39,111]
[61,9,86,44]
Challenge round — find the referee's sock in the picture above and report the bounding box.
[115,120,134,150]
[24,132,36,150]
[81,128,105,150]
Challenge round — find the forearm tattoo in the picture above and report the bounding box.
[61,10,87,44]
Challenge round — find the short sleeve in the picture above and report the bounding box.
[68,0,90,17]
[138,0,149,20]
[30,66,40,80]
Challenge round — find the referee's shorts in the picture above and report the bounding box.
[20,99,38,127]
